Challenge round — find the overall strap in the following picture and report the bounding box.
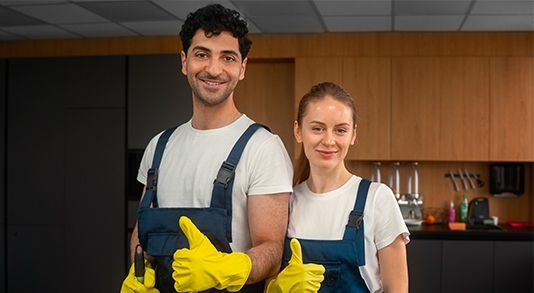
[139,126,178,209]
[211,123,269,242]
[343,178,371,266]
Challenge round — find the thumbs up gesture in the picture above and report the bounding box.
[266,238,325,293]
[172,216,252,292]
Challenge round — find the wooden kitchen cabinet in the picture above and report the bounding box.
[343,57,391,160]
[294,57,391,160]
[392,58,441,160]
[392,57,490,161]
[490,57,534,161]
[439,58,489,161]
[234,60,295,157]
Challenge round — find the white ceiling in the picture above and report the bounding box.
[0,0,532,40]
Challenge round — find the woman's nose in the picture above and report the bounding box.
[322,131,335,146]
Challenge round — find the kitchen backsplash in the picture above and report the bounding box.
[347,161,533,223]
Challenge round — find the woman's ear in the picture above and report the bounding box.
[294,121,302,143]
[350,124,357,145]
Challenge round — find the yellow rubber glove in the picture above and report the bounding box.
[266,238,325,293]
[120,260,160,293]
[172,216,252,292]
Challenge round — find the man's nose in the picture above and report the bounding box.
[205,59,223,77]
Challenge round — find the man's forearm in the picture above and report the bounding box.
[246,240,284,284]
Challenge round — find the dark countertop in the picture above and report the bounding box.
[408,223,534,241]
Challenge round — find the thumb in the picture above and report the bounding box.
[289,238,303,265]
[179,216,206,250]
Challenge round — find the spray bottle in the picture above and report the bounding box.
[448,200,456,223]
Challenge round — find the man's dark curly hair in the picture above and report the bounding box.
[179,4,252,60]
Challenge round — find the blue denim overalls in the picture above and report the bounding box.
[282,179,372,293]
[137,123,266,293]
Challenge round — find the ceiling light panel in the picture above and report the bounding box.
[324,16,391,31]
[233,1,317,16]
[462,15,534,31]
[252,16,324,32]
[60,22,137,37]
[10,3,108,24]
[471,1,534,15]
[152,1,241,20]
[315,0,391,16]
[1,24,78,39]
[121,20,183,36]
[395,15,464,31]
[394,1,471,15]
[78,1,176,22]
[0,5,45,26]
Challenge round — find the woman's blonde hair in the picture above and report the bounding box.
[293,82,357,185]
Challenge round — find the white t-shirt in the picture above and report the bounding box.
[138,115,293,252]
[287,175,410,293]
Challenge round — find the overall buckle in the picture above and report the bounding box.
[214,161,236,189]
[147,168,158,191]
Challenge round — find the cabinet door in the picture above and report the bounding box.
[0,59,5,292]
[439,58,489,161]
[234,60,295,157]
[128,55,192,149]
[7,225,65,293]
[392,58,441,160]
[8,58,66,226]
[406,240,441,293]
[64,109,125,292]
[490,58,534,161]
[343,58,391,160]
[442,240,493,293]
[294,57,343,159]
[493,241,533,293]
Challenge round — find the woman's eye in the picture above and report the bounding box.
[312,127,323,132]
[336,128,348,134]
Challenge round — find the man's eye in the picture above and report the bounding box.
[195,53,208,58]
[223,56,236,62]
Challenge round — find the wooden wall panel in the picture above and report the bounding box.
[233,60,295,158]
[343,58,391,160]
[490,58,534,161]
[1,32,532,58]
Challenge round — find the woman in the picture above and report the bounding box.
[267,82,409,293]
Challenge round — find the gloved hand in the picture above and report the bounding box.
[120,260,159,293]
[172,216,252,292]
[266,238,325,293]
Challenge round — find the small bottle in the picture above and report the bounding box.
[448,200,456,223]
[460,192,468,223]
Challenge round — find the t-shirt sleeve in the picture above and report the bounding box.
[136,134,160,186]
[373,184,410,250]
[246,134,293,196]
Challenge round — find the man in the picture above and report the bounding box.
[121,4,293,293]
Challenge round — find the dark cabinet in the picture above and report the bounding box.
[493,241,533,293]
[442,240,493,293]
[407,240,442,293]
[127,55,191,149]
[0,59,5,292]
[7,56,126,292]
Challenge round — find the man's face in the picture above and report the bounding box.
[181,29,247,106]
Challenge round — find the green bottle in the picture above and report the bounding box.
[460,192,468,223]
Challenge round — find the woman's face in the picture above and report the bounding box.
[295,95,356,172]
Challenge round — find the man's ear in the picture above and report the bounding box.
[180,51,187,76]
[294,121,302,143]
[239,57,247,80]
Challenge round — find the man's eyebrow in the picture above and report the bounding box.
[191,46,211,52]
[221,50,239,56]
